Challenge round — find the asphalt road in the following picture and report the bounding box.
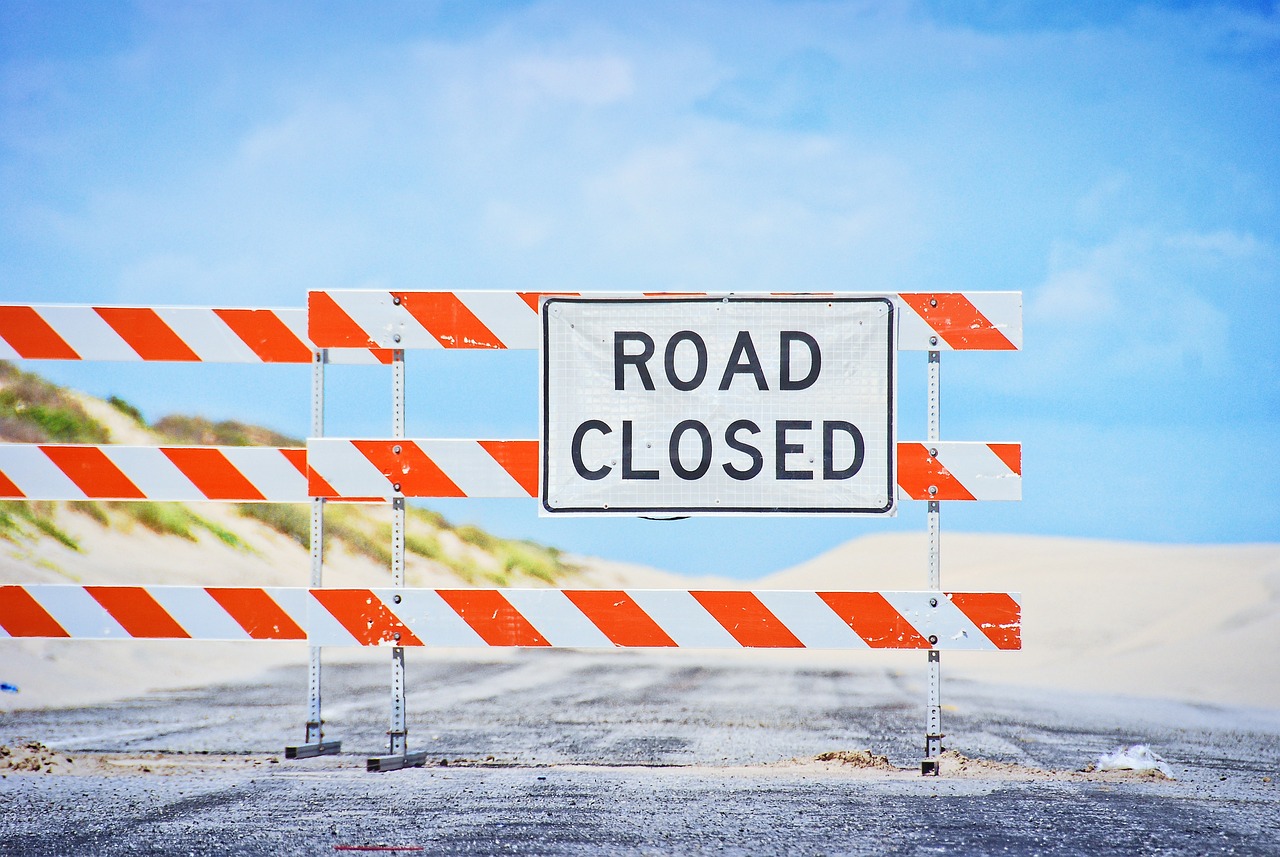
[2,649,1278,855]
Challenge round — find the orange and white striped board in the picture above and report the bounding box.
[0,444,311,501]
[0,586,1021,651]
[307,290,1023,352]
[897,442,1022,501]
[0,304,391,364]
[0,441,1020,502]
[305,439,1021,502]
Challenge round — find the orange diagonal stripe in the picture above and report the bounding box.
[95,307,200,361]
[818,592,930,649]
[0,587,69,637]
[310,589,423,646]
[0,306,79,359]
[85,587,190,638]
[988,443,1022,476]
[392,292,505,349]
[161,447,265,501]
[948,593,1021,650]
[351,441,464,497]
[898,293,1016,351]
[896,443,977,501]
[206,588,306,640]
[563,590,677,647]
[214,309,312,363]
[0,467,26,498]
[690,591,804,648]
[478,440,539,497]
[40,446,146,499]
[436,590,548,647]
[308,291,379,349]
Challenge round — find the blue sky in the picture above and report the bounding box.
[2,1,1277,577]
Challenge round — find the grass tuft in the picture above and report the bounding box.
[127,502,197,541]
[0,500,81,551]
[239,503,310,548]
[67,501,111,527]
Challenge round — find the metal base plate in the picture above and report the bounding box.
[285,740,342,760]
[367,750,429,773]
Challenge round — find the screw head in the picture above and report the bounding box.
[930,298,938,308]
[929,335,938,346]
[393,333,402,343]
[929,447,938,457]
[393,296,402,305]
[393,594,402,604]
[393,483,401,492]
[928,485,938,496]
[392,445,402,455]
[929,598,938,607]
[393,632,402,641]
[928,635,938,646]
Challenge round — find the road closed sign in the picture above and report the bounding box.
[540,296,896,515]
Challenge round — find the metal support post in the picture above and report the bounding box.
[369,349,426,772]
[287,349,341,759]
[922,348,944,776]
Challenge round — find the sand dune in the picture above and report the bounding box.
[761,532,1280,709]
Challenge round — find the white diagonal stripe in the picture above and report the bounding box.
[219,447,309,501]
[147,587,249,640]
[0,447,87,499]
[40,306,141,361]
[881,591,994,651]
[154,307,258,362]
[303,591,363,646]
[455,291,540,350]
[29,587,129,639]
[334,292,442,350]
[501,589,614,648]
[935,442,1021,501]
[380,589,487,647]
[417,440,530,497]
[626,590,740,648]
[307,440,395,499]
[967,291,1023,349]
[754,590,867,649]
[895,298,955,352]
[103,447,205,501]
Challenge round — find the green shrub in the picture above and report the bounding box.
[107,396,146,425]
[0,365,109,443]
[154,415,300,447]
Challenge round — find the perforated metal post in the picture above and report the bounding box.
[369,348,426,772]
[286,349,341,759]
[922,347,944,775]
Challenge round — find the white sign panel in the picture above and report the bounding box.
[541,297,895,515]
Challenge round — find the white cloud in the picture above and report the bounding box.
[1027,228,1273,390]
[509,55,635,105]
